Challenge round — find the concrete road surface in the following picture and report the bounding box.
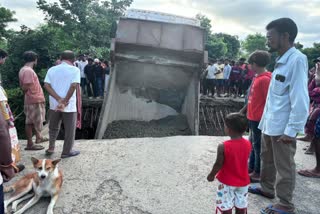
[4,136,320,214]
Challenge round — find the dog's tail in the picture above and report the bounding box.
[3,185,14,193]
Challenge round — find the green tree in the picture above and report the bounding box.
[195,13,212,36]
[294,42,304,50]
[37,0,133,50]
[215,33,240,59]
[302,43,320,68]
[206,35,227,60]
[242,33,267,54]
[0,5,17,38]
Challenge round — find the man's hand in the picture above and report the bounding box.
[55,99,69,112]
[207,173,215,182]
[277,134,295,144]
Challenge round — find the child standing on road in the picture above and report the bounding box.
[207,113,251,214]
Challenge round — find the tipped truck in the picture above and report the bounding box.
[95,9,207,139]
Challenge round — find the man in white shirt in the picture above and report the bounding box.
[75,54,88,96]
[44,51,81,158]
[215,59,224,97]
[204,60,218,97]
[249,18,309,214]
[223,59,232,96]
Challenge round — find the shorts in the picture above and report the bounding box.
[215,181,248,213]
[24,102,46,132]
[216,79,224,86]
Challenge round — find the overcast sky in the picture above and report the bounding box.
[1,0,320,47]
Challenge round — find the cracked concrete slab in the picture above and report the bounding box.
[4,136,320,214]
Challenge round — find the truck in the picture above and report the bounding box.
[95,9,207,139]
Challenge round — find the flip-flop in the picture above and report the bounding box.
[260,204,294,214]
[298,169,320,178]
[61,150,80,159]
[12,164,25,173]
[248,186,275,199]
[25,144,44,150]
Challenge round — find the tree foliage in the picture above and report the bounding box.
[196,13,212,36]
[0,5,17,38]
[37,0,132,50]
[242,33,267,54]
[196,14,240,60]
[302,43,320,68]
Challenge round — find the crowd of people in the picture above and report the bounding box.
[57,54,110,99]
[0,50,87,213]
[201,57,255,98]
[207,17,315,214]
[0,16,318,214]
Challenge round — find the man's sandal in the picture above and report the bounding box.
[248,186,275,199]
[260,204,294,214]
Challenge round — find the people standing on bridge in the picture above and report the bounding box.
[44,50,81,158]
[0,49,15,213]
[249,18,309,214]
[298,60,320,178]
[84,58,95,98]
[223,59,232,96]
[18,51,46,151]
[207,113,251,214]
[204,61,217,97]
[93,58,104,98]
[101,60,110,93]
[215,59,224,97]
[240,50,272,183]
[75,54,88,97]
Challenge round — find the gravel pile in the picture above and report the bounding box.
[103,115,191,139]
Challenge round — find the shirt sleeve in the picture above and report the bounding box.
[44,69,51,84]
[284,57,310,137]
[21,68,34,85]
[73,68,81,83]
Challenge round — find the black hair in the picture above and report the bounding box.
[0,49,8,59]
[61,50,75,61]
[266,18,298,43]
[23,51,38,63]
[87,58,94,62]
[248,50,271,67]
[224,113,248,134]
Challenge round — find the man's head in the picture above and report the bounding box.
[87,57,94,64]
[0,49,8,65]
[313,57,320,65]
[61,50,75,63]
[78,54,85,61]
[239,58,246,65]
[94,58,100,64]
[248,50,271,71]
[266,18,298,53]
[23,51,38,65]
[224,59,230,65]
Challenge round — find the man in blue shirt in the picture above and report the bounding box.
[249,18,309,214]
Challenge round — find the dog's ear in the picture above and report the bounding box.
[31,157,39,165]
[52,159,61,166]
